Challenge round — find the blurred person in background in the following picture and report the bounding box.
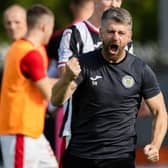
[45,0,94,163]
[46,0,94,77]
[0,4,27,86]
[0,4,58,168]
[0,5,27,165]
[0,4,27,90]
[51,7,168,168]
[3,4,27,42]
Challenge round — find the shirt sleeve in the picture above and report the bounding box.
[20,50,47,81]
[58,28,73,68]
[141,64,160,99]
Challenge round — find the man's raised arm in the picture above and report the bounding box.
[51,57,81,106]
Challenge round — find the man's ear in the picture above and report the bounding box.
[38,21,44,33]
[41,23,46,33]
[99,27,103,40]
[128,31,132,42]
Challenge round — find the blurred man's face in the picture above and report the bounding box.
[3,7,27,41]
[42,16,55,45]
[94,0,122,14]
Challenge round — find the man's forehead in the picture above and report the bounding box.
[104,20,131,30]
[5,7,26,17]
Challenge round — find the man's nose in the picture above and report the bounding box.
[112,32,120,40]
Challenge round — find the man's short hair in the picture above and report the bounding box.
[27,4,54,29]
[101,7,132,31]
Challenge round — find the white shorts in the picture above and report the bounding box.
[0,134,58,168]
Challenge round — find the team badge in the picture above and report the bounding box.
[122,75,135,88]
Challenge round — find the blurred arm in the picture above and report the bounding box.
[34,77,58,101]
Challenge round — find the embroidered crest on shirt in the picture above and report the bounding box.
[122,75,135,88]
[90,75,102,86]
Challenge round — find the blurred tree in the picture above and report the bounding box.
[123,0,158,43]
[0,0,157,44]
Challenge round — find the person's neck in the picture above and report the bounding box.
[102,49,127,64]
[87,13,101,29]
[24,31,42,48]
[74,12,91,21]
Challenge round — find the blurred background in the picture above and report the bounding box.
[0,0,168,167]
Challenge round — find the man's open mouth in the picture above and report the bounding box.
[110,44,118,51]
[109,44,119,54]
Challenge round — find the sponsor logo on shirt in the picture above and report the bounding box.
[122,75,135,88]
[90,75,102,86]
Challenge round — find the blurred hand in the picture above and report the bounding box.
[144,144,159,162]
[66,56,81,80]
